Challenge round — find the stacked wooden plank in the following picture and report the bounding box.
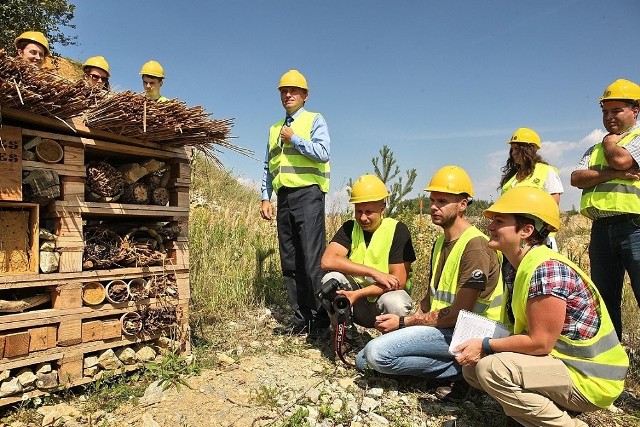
[0,100,191,406]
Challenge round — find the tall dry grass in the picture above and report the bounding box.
[188,161,638,398]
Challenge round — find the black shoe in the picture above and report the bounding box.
[273,323,308,336]
[307,326,330,341]
[436,380,472,403]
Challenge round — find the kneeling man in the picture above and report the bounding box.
[320,175,415,333]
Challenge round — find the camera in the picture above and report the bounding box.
[317,278,351,321]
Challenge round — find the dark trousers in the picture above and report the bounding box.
[277,185,329,329]
[589,217,640,340]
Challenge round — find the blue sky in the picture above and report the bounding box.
[54,0,640,211]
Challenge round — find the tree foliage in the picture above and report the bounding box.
[349,145,417,216]
[0,0,76,54]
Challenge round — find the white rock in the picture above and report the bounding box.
[84,356,99,369]
[141,412,161,427]
[39,251,60,273]
[35,363,52,374]
[135,345,157,362]
[367,387,384,398]
[305,388,321,403]
[360,396,380,413]
[97,349,124,370]
[331,398,343,412]
[140,380,170,407]
[16,369,37,391]
[0,370,10,381]
[366,412,390,426]
[0,378,22,397]
[115,347,137,365]
[217,353,235,366]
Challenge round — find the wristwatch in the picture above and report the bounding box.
[398,316,405,329]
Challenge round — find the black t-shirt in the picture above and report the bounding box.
[331,219,416,264]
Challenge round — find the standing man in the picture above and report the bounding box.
[570,78,640,340]
[83,56,110,90]
[260,69,331,339]
[320,175,414,333]
[140,60,168,102]
[14,31,49,69]
[356,166,503,401]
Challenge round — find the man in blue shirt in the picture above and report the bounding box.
[260,70,331,339]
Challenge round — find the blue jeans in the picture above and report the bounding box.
[355,326,461,380]
[589,217,640,339]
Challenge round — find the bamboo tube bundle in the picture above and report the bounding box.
[0,50,107,118]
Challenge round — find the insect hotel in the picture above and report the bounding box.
[0,50,237,405]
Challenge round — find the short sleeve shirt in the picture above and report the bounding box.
[331,219,416,264]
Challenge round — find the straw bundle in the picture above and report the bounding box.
[0,50,250,163]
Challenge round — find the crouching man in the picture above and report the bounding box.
[320,175,415,339]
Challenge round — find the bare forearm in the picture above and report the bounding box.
[321,256,378,278]
[406,307,457,328]
[487,334,553,356]
[571,168,627,189]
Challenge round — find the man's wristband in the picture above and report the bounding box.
[482,337,494,355]
[398,316,405,329]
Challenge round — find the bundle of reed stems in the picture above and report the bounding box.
[0,50,250,162]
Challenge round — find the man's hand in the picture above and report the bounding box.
[622,169,640,181]
[260,200,273,221]
[374,314,400,333]
[454,338,484,367]
[370,271,400,291]
[336,289,359,306]
[280,126,294,144]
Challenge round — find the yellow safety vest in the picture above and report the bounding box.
[513,246,629,408]
[501,163,557,194]
[268,111,330,194]
[429,226,504,321]
[350,218,411,301]
[580,129,640,219]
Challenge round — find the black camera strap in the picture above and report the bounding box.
[334,321,353,367]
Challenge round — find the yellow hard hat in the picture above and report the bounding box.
[278,69,308,90]
[140,60,165,78]
[599,79,640,103]
[14,31,50,55]
[484,187,560,232]
[509,127,541,149]
[424,165,474,197]
[83,56,110,77]
[349,175,389,203]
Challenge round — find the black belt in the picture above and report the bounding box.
[594,213,640,225]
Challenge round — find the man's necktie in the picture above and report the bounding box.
[285,115,293,126]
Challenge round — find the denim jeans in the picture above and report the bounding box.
[589,217,640,339]
[355,325,461,380]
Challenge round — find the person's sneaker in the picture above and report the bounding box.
[273,323,308,336]
[435,380,472,403]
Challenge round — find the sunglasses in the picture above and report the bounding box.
[87,73,108,83]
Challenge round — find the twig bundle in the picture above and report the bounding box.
[0,50,251,163]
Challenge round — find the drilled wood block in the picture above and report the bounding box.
[81,320,103,343]
[57,319,82,346]
[4,331,30,357]
[58,353,83,384]
[101,319,122,340]
[0,126,22,201]
[52,283,83,309]
[0,203,39,275]
[28,326,57,352]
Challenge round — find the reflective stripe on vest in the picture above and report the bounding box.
[501,163,556,194]
[350,218,411,302]
[268,111,330,193]
[429,226,503,321]
[513,246,629,408]
[580,129,640,218]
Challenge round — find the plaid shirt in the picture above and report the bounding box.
[505,260,600,340]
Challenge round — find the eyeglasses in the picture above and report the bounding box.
[87,73,108,83]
